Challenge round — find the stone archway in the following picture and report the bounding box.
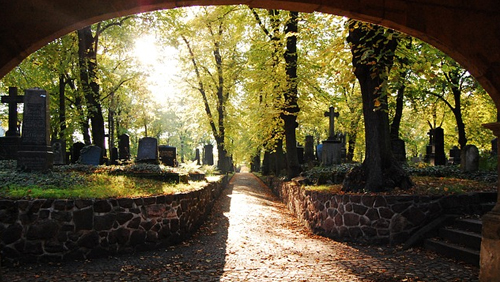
[1,1,500,280]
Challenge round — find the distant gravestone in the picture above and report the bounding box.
[71,142,85,164]
[391,138,407,163]
[118,134,130,160]
[0,87,23,160]
[204,144,214,165]
[316,144,323,161]
[159,145,177,166]
[51,139,66,165]
[137,137,158,164]
[111,147,118,165]
[322,107,343,165]
[17,88,53,171]
[433,127,446,165]
[462,145,480,172]
[304,135,315,163]
[448,146,461,165]
[492,138,498,155]
[195,148,201,165]
[79,145,102,166]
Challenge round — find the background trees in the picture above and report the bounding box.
[0,6,495,175]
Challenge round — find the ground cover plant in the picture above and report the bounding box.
[0,161,218,199]
[299,163,497,195]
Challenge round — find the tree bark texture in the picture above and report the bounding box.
[343,20,412,192]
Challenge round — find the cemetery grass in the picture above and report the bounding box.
[0,161,215,199]
[299,163,497,195]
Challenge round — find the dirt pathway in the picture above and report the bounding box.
[2,173,479,281]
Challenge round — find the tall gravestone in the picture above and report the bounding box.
[118,134,130,160]
[204,144,214,165]
[0,87,23,160]
[17,88,53,171]
[136,137,158,164]
[425,127,446,165]
[448,146,461,165]
[195,148,201,165]
[322,106,342,165]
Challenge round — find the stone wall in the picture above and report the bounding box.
[268,178,496,244]
[0,175,228,265]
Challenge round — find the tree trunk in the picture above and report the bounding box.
[390,83,405,139]
[77,26,106,156]
[282,11,302,179]
[343,20,412,192]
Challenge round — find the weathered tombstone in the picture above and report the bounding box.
[304,135,315,163]
[118,134,130,160]
[425,127,446,165]
[322,107,343,165]
[462,144,480,172]
[79,145,102,166]
[71,142,85,164]
[136,137,158,164]
[51,139,66,165]
[391,138,407,163]
[17,88,53,171]
[159,145,177,167]
[316,144,323,162]
[0,87,23,160]
[448,146,461,165]
[433,127,446,165]
[194,148,201,165]
[204,144,214,165]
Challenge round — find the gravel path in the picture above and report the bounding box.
[2,173,479,281]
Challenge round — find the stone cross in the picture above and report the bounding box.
[1,87,24,136]
[324,106,339,140]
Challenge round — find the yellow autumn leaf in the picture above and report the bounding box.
[374,99,381,107]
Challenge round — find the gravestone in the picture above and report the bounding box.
[322,107,343,165]
[118,134,130,160]
[159,145,177,167]
[71,142,85,164]
[79,145,102,166]
[316,144,323,162]
[137,137,158,164]
[0,87,23,160]
[462,144,479,172]
[195,148,201,165]
[204,144,214,165]
[492,138,498,155]
[304,135,315,163]
[51,139,66,165]
[448,146,461,165]
[425,127,446,165]
[110,147,118,165]
[391,138,407,163]
[17,88,53,171]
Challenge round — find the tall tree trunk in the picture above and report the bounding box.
[282,11,301,179]
[390,83,405,139]
[77,26,106,156]
[343,20,412,192]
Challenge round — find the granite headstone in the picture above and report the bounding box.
[80,145,102,166]
[137,137,158,164]
[159,145,177,166]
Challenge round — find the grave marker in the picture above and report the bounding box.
[17,88,53,171]
[137,137,158,164]
[204,144,214,165]
[118,134,130,160]
[322,106,343,165]
[51,139,66,165]
[159,145,177,167]
[462,145,479,172]
[304,135,315,163]
[71,142,85,164]
[1,87,23,136]
[80,145,102,166]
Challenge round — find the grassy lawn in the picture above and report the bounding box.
[0,161,217,199]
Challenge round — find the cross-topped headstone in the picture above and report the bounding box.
[324,106,339,140]
[1,87,24,136]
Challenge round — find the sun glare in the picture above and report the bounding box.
[133,34,182,103]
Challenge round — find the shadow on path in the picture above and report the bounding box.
[2,173,479,281]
